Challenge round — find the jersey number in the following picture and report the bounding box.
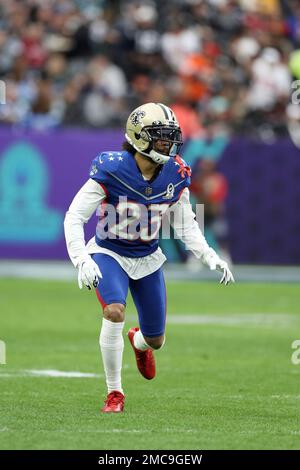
[108,201,170,241]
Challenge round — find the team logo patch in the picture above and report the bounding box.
[130,110,146,127]
[90,164,98,176]
[163,183,175,199]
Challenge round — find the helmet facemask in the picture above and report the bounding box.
[140,124,183,164]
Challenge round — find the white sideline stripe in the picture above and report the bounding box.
[128,313,298,326]
[1,427,299,435]
[1,261,300,283]
[212,394,300,400]
[0,369,102,378]
[57,428,198,434]
[168,313,295,326]
[0,428,198,434]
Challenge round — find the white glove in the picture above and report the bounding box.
[202,249,235,286]
[77,255,102,290]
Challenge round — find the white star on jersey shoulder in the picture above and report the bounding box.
[109,156,123,161]
[99,153,123,163]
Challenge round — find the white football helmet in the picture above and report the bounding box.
[125,102,183,164]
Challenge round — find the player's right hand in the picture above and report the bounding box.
[77,255,102,290]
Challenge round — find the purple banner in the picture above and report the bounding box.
[0,126,299,265]
[0,126,123,261]
[219,137,300,265]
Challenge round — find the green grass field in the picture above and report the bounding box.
[0,278,300,450]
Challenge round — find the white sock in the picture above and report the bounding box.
[99,318,124,395]
[133,329,151,351]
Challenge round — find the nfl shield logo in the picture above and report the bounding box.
[163,183,175,199]
[145,186,153,196]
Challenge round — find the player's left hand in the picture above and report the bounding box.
[209,258,235,285]
[202,249,235,285]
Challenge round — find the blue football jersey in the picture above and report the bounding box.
[89,150,191,257]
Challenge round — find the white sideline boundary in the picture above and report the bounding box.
[0,369,102,379]
[0,261,300,283]
[128,313,298,327]
[0,427,200,434]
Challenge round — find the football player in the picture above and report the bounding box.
[64,102,234,413]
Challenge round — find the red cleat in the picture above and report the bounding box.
[127,327,156,380]
[101,391,125,413]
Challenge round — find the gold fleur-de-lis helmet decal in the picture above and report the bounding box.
[130,110,146,127]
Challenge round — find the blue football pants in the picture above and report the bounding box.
[92,253,167,338]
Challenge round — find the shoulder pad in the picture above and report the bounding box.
[90,151,125,177]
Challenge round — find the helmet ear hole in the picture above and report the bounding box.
[134,133,140,140]
[140,130,148,141]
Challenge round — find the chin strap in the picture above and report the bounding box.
[148,149,170,164]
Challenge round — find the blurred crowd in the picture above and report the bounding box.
[0,0,300,141]
[2,0,300,264]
